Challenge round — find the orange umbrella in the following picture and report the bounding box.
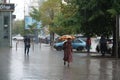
[59,35,75,40]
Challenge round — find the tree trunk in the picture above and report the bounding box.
[112,16,119,58]
[50,32,54,46]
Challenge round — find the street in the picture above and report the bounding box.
[0,41,119,80]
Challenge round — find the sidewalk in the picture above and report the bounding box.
[0,41,119,80]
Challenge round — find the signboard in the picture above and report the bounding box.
[25,16,33,29]
[32,19,41,29]
[25,16,41,29]
[0,4,14,11]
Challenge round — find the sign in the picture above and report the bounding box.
[25,16,33,29]
[0,4,14,11]
[25,16,41,30]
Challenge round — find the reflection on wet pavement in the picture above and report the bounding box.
[0,41,119,80]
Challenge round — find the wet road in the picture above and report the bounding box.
[0,41,120,80]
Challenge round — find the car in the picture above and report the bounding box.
[96,38,113,54]
[75,35,87,42]
[53,38,86,51]
[12,34,24,41]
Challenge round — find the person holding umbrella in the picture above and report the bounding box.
[59,35,75,41]
[63,38,73,67]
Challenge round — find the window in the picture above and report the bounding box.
[3,16,9,39]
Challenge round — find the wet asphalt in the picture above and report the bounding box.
[0,41,120,80]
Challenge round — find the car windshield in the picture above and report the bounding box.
[76,37,86,41]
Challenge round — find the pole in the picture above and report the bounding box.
[116,15,119,58]
[9,11,12,47]
[24,0,26,34]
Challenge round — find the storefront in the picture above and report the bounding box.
[0,3,14,47]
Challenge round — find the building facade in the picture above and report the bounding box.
[0,1,14,47]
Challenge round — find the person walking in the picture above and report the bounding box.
[86,36,91,55]
[100,36,107,56]
[24,36,31,55]
[63,38,73,67]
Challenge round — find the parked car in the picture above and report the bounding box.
[54,38,86,51]
[75,35,87,42]
[12,34,24,41]
[96,38,113,54]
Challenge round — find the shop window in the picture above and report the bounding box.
[3,16,9,39]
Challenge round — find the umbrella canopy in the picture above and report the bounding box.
[59,35,75,40]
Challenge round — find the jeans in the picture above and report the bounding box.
[25,45,30,54]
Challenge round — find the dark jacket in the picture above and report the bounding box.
[24,37,30,47]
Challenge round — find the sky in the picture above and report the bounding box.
[10,0,30,20]
[10,0,66,20]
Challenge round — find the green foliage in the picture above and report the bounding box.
[29,0,81,35]
[29,7,43,36]
[29,0,120,37]
[29,7,41,21]
[52,2,81,35]
[74,0,120,37]
[12,20,24,36]
[39,0,61,26]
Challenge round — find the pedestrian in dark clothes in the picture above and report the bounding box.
[100,36,107,56]
[24,36,31,55]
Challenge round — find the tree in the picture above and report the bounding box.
[72,0,120,57]
[38,0,61,45]
[29,7,41,22]
[29,0,81,36]
[75,0,120,37]
[52,1,81,35]
[12,20,24,36]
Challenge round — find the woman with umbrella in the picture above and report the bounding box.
[63,38,73,67]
